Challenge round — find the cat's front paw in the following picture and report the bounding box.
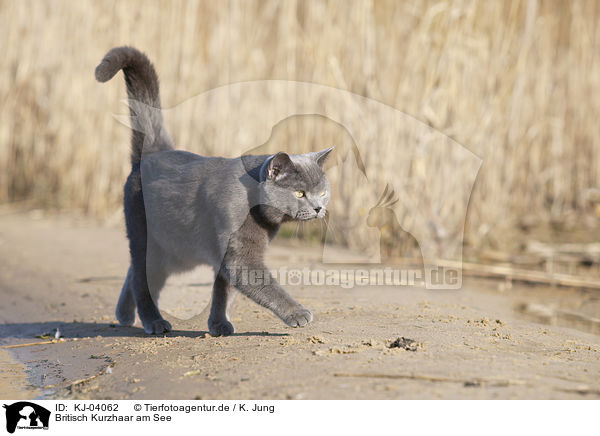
[208,319,235,336]
[143,319,172,334]
[282,307,313,328]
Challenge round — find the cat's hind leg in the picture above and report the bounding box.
[125,172,172,334]
[131,249,171,334]
[116,265,136,326]
[208,273,237,336]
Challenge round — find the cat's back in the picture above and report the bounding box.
[141,149,256,217]
[141,150,234,180]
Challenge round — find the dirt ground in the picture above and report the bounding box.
[0,208,599,400]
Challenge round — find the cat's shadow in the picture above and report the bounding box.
[0,321,289,341]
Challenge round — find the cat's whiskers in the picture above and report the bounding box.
[322,215,339,242]
[319,216,324,238]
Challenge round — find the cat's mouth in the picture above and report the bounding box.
[295,209,326,221]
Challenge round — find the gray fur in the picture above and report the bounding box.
[96,47,333,335]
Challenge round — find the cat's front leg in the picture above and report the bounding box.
[223,263,313,328]
[280,305,313,328]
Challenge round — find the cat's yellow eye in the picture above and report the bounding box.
[320,190,327,197]
[294,190,305,198]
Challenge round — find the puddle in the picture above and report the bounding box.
[515,302,600,335]
[469,277,600,336]
[0,349,40,399]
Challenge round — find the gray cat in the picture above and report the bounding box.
[95,46,333,335]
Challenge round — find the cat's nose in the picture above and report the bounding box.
[314,207,322,214]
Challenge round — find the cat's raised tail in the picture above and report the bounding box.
[95,46,173,165]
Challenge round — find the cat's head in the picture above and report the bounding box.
[259,147,334,222]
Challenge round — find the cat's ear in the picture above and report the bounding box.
[267,152,295,180]
[312,146,335,168]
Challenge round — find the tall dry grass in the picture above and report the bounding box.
[1,0,600,257]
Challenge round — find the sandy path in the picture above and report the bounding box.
[0,209,599,399]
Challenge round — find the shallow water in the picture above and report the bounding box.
[0,349,39,399]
